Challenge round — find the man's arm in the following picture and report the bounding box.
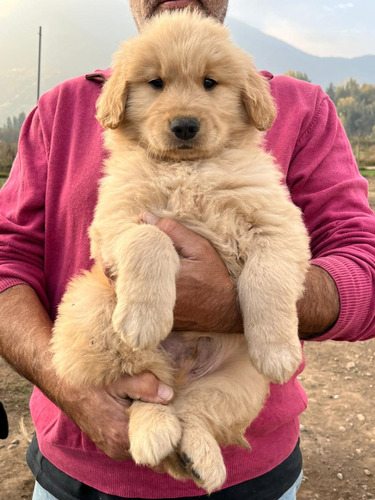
[141,212,339,339]
[0,284,174,460]
[296,265,339,339]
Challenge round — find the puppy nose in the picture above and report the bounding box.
[170,117,200,141]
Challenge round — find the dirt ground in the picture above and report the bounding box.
[1,179,375,500]
[1,341,374,500]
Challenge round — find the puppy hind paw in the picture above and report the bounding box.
[130,408,182,467]
[177,426,227,493]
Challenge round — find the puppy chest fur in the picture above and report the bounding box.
[92,143,306,282]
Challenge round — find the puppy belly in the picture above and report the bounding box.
[161,331,248,385]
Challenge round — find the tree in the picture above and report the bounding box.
[327,79,375,135]
[336,95,375,161]
[325,79,375,163]
[0,112,26,143]
[360,84,375,106]
[0,112,26,171]
[326,83,336,103]
[285,70,311,83]
[337,97,362,137]
[334,78,361,103]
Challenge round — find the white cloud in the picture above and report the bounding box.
[337,3,354,9]
[227,0,374,58]
[262,22,327,56]
[262,22,366,58]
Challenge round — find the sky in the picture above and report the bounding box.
[0,0,374,58]
[227,0,375,58]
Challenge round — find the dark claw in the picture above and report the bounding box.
[178,454,188,469]
[181,452,193,464]
[191,468,202,480]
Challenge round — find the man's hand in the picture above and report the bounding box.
[0,285,174,462]
[141,212,243,333]
[59,372,174,461]
[141,213,340,339]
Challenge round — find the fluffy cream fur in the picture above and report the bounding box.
[51,11,310,493]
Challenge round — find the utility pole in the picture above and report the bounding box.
[37,26,42,102]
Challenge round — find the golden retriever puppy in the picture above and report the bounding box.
[51,10,310,493]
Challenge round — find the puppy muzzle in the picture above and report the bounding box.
[170,117,200,141]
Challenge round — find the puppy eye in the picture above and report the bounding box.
[148,78,164,90]
[203,77,217,90]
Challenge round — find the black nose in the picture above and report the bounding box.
[170,117,200,141]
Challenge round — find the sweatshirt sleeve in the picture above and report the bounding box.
[0,107,49,310]
[288,94,375,342]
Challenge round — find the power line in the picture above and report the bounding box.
[37,27,42,102]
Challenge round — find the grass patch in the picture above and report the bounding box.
[360,168,375,178]
[350,137,375,167]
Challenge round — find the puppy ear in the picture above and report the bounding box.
[96,47,129,130]
[242,69,277,132]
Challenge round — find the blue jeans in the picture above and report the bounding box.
[32,471,303,500]
[278,470,303,499]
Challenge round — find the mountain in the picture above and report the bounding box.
[227,19,375,90]
[1,1,374,126]
[0,0,137,126]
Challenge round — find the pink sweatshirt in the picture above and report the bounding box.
[1,70,375,498]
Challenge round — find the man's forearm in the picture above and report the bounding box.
[191,262,339,340]
[0,285,58,400]
[297,264,339,339]
[189,262,339,340]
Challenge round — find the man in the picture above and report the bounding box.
[0,1,374,499]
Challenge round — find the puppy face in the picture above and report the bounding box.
[96,11,276,160]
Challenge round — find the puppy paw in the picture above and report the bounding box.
[112,301,173,349]
[250,340,302,384]
[177,426,226,493]
[129,405,182,467]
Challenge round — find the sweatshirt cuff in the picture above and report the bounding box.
[0,277,30,295]
[308,256,371,342]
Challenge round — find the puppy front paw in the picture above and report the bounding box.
[249,340,302,384]
[112,300,173,349]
